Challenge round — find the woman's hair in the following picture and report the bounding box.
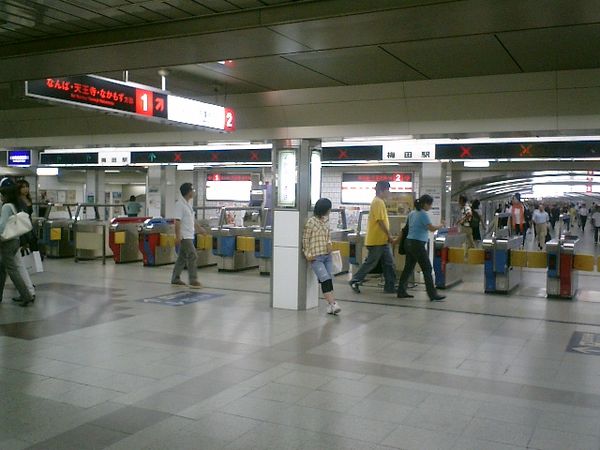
[16,179,32,203]
[458,194,468,204]
[471,199,480,209]
[1,185,19,207]
[313,198,332,218]
[129,195,136,201]
[414,194,433,211]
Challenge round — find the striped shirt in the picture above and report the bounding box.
[302,216,331,260]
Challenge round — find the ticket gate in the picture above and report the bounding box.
[212,207,261,272]
[546,236,581,299]
[349,210,369,266]
[254,209,272,276]
[37,203,77,258]
[139,218,177,266]
[109,216,150,263]
[433,229,466,289]
[74,204,127,262]
[193,207,220,268]
[482,235,522,293]
[330,208,352,274]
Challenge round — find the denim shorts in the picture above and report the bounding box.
[310,253,333,283]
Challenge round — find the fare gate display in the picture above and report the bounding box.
[25,75,235,132]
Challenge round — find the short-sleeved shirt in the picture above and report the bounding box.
[592,211,600,226]
[173,198,195,239]
[302,216,331,260]
[407,210,432,242]
[365,196,389,246]
[579,207,588,217]
[125,201,142,216]
[460,205,472,227]
[532,210,549,224]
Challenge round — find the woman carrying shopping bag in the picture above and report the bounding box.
[302,198,341,315]
[0,178,35,306]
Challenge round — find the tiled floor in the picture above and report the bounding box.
[1,244,600,449]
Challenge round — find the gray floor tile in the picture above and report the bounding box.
[88,405,172,434]
[348,398,414,424]
[403,406,473,434]
[26,424,128,450]
[462,417,535,447]
[275,370,334,389]
[528,427,600,450]
[248,381,313,403]
[451,437,527,450]
[381,425,458,450]
[323,413,399,443]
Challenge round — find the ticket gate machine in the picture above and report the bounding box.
[109,216,150,263]
[482,235,522,293]
[349,210,369,266]
[212,207,261,272]
[433,229,466,288]
[253,209,272,276]
[36,203,77,258]
[74,204,126,262]
[546,236,581,299]
[139,218,177,266]
[329,208,352,274]
[193,207,219,268]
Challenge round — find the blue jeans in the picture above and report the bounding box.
[311,253,333,282]
[350,244,396,292]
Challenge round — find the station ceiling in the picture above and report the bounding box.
[2,0,600,99]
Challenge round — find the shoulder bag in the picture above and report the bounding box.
[1,204,33,241]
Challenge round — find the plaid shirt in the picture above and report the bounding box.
[302,216,331,260]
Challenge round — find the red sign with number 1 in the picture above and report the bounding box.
[135,89,154,116]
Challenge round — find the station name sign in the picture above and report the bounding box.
[436,141,600,159]
[25,75,235,132]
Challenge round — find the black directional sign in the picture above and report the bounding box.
[322,145,382,161]
[39,152,98,165]
[436,141,600,160]
[130,148,271,164]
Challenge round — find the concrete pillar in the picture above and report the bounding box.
[271,139,321,310]
[420,162,443,225]
[85,170,105,204]
[161,166,176,218]
[146,166,161,217]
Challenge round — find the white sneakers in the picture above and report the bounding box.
[326,302,341,315]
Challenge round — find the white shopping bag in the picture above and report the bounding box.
[22,250,44,275]
[331,250,343,274]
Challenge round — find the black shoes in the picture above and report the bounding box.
[397,292,414,298]
[349,281,360,293]
[12,295,35,305]
[430,294,446,302]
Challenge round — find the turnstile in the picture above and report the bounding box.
[433,229,466,289]
[36,203,77,258]
[193,207,219,268]
[139,218,177,266]
[254,209,272,276]
[348,210,369,266]
[547,236,581,299]
[483,235,522,294]
[109,216,150,263]
[329,208,352,274]
[212,207,261,272]
[74,204,126,262]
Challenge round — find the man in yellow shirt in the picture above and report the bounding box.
[349,181,396,293]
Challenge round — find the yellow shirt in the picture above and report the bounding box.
[365,196,389,246]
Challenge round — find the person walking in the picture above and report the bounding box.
[397,195,446,302]
[0,178,35,307]
[532,204,550,250]
[579,204,588,231]
[349,181,396,294]
[592,205,600,244]
[509,194,525,245]
[14,179,36,302]
[457,195,475,249]
[470,199,482,246]
[171,183,205,289]
[302,198,341,315]
[125,195,143,217]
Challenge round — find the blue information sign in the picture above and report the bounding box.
[7,150,31,167]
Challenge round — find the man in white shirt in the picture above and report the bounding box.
[592,205,600,244]
[579,204,588,230]
[532,204,550,250]
[457,195,475,249]
[171,183,205,288]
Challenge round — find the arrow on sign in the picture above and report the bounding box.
[155,97,165,112]
[86,154,92,162]
[148,153,157,162]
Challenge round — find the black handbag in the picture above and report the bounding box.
[398,220,409,255]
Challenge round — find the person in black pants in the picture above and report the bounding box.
[397,194,446,302]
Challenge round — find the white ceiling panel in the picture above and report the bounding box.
[285,46,426,84]
[382,35,521,79]
[498,24,600,72]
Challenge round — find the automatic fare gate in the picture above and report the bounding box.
[433,229,466,289]
[546,236,582,299]
[482,235,523,294]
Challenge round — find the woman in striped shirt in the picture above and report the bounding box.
[302,198,341,315]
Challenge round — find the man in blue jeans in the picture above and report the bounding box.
[349,181,396,293]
